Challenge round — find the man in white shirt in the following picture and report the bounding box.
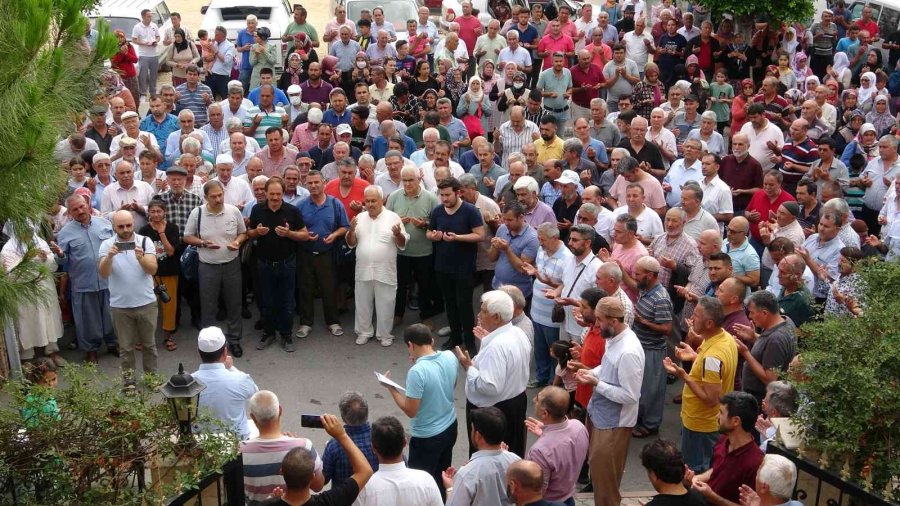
[101,161,155,230]
[699,153,734,232]
[455,290,531,458]
[421,141,465,191]
[111,111,160,160]
[622,18,655,69]
[212,154,255,210]
[131,8,160,101]
[663,138,702,208]
[353,416,443,506]
[739,103,784,171]
[346,185,409,347]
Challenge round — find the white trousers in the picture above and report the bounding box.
[354,280,398,339]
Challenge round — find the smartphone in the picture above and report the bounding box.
[115,241,136,251]
[300,414,324,429]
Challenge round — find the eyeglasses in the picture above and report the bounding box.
[727,228,745,234]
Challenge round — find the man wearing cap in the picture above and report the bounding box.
[213,154,255,210]
[627,256,672,440]
[291,107,324,153]
[54,194,118,363]
[552,169,583,243]
[193,326,259,440]
[99,210,159,384]
[285,84,307,123]
[759,201,806,280]
[183,180,248,357]
[575,296,644,506]
[112,136,141,176]
[111,111,160,161]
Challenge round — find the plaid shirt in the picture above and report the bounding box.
[648,232,699,289]
[156,189,202,236]
[389,95,421,126]
[321,423,379,485]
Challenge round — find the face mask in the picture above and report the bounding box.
[356,61,367,69]
[290,96,303,106]
[513,82,524,89]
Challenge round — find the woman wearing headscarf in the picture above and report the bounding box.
[791,51,813,81]
[442,64,468,110]
[111,29,139,102]
[163,28,200,88]
[457,76,493,138]
[0,223,64,366]
[866,94,894,135]
[857,71,878,110]
[101,70,136,112]
[731,78,756,133]
[783,88,803,123]
[278,53,305,93]
[840,122,880,167]
[780,27,799,62]
[854,49,885,86]
[837,89,861,128]
[824,78,841,107]
[349,51,371,84]
[631,62,666,120]
[828,52,853,90]
[803,75,820,101]
[283,31,318,79]
[494,70,529,124]
[249,27,276,89]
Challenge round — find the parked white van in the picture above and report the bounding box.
[201,0,292,74]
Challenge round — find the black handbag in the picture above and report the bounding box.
[329,198,354,269]
[179,209,201,282]
[551,257,594,323]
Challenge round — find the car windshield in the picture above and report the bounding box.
[347,1,418,31]
[90,17,140,38]
[218,6,273,21]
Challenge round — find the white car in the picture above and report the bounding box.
[340,0,421,41]
[88,0,174,62]
[200,0,293,74]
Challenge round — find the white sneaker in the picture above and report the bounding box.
[329,324,344,336]
[295,325,311,338]
[379,337,394,347]
[355,335,371,345]
[437,326,452,337]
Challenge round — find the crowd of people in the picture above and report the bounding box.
[8,0,899,503]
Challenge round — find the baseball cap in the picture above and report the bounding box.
[597,297,626,319]
[335,124,352,136]
[198,326,226,353]
[555,169,579,186]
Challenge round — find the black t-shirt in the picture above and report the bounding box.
[138,222,181,277]
[552,195,582,242]
[657,33,688,74]
[619,139,666,173]
[646,489,707,506]
[261,478,360,506]
[248,202,306,261]
[350,125,368,153]
[429,201,484,277]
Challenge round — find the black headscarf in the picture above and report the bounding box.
[174,28,188,52]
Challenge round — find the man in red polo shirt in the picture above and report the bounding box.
[689,391,763,505]
[455,1,482,70]
[743,170,795,249]
[325,158,369,220]
[537,19,575,70]
[570,49,605,127]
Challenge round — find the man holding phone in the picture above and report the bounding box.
[99,210,159,386]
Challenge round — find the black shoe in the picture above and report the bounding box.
[282,336,296,353]
[254,319,264,330]
[216,308,227,321]
[191,318,202,331]
[579,483,593,493]
[229,343,243,358]
[107,345,120,356]
[257,333,275,350]
[242,306,252,319]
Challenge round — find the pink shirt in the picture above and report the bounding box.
[537,33,575,69]
[525,419,590,502]
[612,242,649,302]
[585,42,612,68]
[456,15,482,56]
[609,174,666,210]
[559,20,579,40]
[290,123,320,152]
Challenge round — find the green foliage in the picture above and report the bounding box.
[0,364,239,504]
[794,258,900,501]
[698,0,816,25]
[0,0,116,324]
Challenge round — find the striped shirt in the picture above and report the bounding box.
[780,137,819,192]
[200,123,229,159]
[633,282,673,350]
[240,436,321,503]
[245,105,287,148]
[648,232,699,289]
[174,83,214,126]
[497,120,539,169]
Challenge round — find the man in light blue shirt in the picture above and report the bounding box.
[193,326,259,440]
[330,26,362,72]
[209,26,237,100]
[723,216,761,290]
[489,202,539,299]
[536,52,573,131]
[382,324,459,499]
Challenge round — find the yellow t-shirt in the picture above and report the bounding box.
[534,136,564,164]
[681,328,738,433]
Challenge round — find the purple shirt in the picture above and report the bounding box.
[525,419,590,502]
[524,201,557,228]
[300,79,334,107]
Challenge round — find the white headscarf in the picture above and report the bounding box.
[781,27,799,56]
[832,52,850,75]
[858,71,877,104]
[467,76,484,102]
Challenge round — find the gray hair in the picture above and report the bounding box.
[359,153,375,167]
[766,380,799,417]
[337,157,357,171]
[700,110,718,122]
[598,261,623,283]
[507,29,519,39]
[681,181,704,201]
[880,133,899,148]
[248,390,280,425]
[160,84,176,94]
[338,391,369,425]
[400,166,419,179]
[822,198,849,218]
[563,138,583,157]
[570,223,595,241]
[251,175,269,186]
[207,103,223,115]
[498,285,526,309]
[422,127,440,140]
[365,184,384,199]
[227,117,244,130]
[757,455,798,501]
[384,149,403,161]
[536,221,560,239]
[579,202,598,217]
[181,136,201,153]
[615,213,638,233]
[507,152,525,166]
[481,290,515,322]
[177,108,195,120]
[618,155,640,174]
[458,173,478,188]
[513,175,539,194]
[590,98,608,112]
[696,296,725,327]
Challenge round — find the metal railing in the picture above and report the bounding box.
[165,455,245,506]
[768,444,897,506]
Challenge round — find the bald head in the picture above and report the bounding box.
[729,216,750,234]
[507,460,544,493]
[537,386,570,421]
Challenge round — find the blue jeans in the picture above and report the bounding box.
[638,347,667,431]
[238,69,252,95]
[681,427,720,472]
[534,322,560,384]
[408,420,458,501]
[257,257,296,337]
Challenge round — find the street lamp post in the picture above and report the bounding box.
[159,362,206,445]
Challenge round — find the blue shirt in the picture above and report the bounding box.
[442,118,469,160]
[192,363,258,440]
[211,39,236,76]
[491,224,539,297]
[140,113,180,151]
[322,108,352,127]
[329,39,362,71]
[297,196,350,253]
[283,187,310,207]
[56,217,114,292]
[237,29,255,70]
[248,87,290,108]
[174,82,214,126]
[406,351,459,438]
[722,239,760,277]
[322,423,379,485]
[371,134,417,161]
[801,234,844,299]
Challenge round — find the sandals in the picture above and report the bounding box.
[632,426,659,438]
[165,335,177,351]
